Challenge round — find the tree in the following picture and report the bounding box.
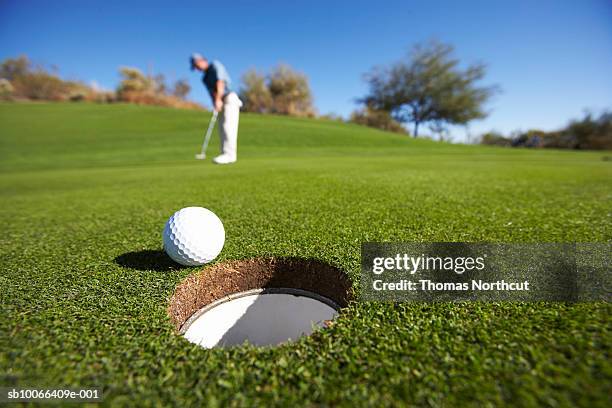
[362,40,497,137]
[240,69,272,113]
[172,79,190,99]
[268,64,314,116]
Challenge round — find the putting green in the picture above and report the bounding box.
[0,103,610,406]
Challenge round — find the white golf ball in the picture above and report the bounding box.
[162,207,225,266]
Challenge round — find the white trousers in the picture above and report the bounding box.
[219,92,242,159]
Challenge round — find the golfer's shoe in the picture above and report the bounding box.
[213,154,236,165]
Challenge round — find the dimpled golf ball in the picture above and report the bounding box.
[163,207,225,266]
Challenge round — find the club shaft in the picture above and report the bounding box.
[200,111,218,154]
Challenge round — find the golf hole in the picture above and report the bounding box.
[168,258,352,348]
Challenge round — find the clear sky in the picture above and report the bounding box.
[1,0,611,138]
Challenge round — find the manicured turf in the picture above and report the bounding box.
[0,102,610,406]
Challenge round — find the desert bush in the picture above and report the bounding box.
[480,111,612,150]
[538,131,576,149]
[511,129,546,147]
[319,113,344,122]
[115,67,201,110]
[350,106,407,134]
[68,90,87,102]
[480,131,511,146]
[239,64,314,116]
[0,78,14,100]
[116,67,156,96]
[2,56,56,99]
[1,55,93,101]
[118,90,201,110]
[513,114,612,150]
[12,71,67,100]
[240,69,272,113]
[0,56,29,81]
[0,55,201,110]
[268,64,314,116]
[564,111,612,150]
[88,90,117,103]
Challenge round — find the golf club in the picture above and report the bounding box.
[195,110,218,160]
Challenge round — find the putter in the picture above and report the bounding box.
[195,110,218,160]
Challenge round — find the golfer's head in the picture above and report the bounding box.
[190,53,208,71]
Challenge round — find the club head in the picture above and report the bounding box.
[195,153,206,160]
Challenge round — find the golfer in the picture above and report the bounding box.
[191,53,242,164]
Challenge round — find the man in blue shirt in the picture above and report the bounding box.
[191,53,242,164]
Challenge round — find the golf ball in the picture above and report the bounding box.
[163,207,225,266]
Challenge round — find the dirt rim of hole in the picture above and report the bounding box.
[168,257,354,332]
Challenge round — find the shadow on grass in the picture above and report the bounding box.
[115,249,181,271]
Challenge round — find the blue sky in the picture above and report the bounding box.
[1,0,611,138]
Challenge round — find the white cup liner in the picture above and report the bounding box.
[180,288,340,348]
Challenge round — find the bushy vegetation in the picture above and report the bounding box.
[240,64,315,116]
[116,67,201,110]
[480,111,612,150]
[0,78,14,99]
[0,55,104,102]
[480,131,512,147]
[239,69,272,114]
[0,55,201,110]
[349,106,408,134]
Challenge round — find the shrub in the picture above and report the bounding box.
[1,56,94,101]
[240,65,315,116]
[511,129,546,148]
[350,106,408,134]
[87,90,116,104]
[0,55,202,110]
[480,131,511,146]
[480,111,612,150]
[0,78,14,100]
[0,56,29,81]
[11,70,65,100]
[319,113,344,122]
[564,112,612,150]
[268,64,314,116]
[116,67,201,110]
[116,67,156,97]
[240,69,272,113]
[118,90,201,110]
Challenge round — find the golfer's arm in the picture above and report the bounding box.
[215,80,225,103]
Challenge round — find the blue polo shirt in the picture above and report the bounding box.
[202,60,232,98]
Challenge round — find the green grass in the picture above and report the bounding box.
[0,102,610,407]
